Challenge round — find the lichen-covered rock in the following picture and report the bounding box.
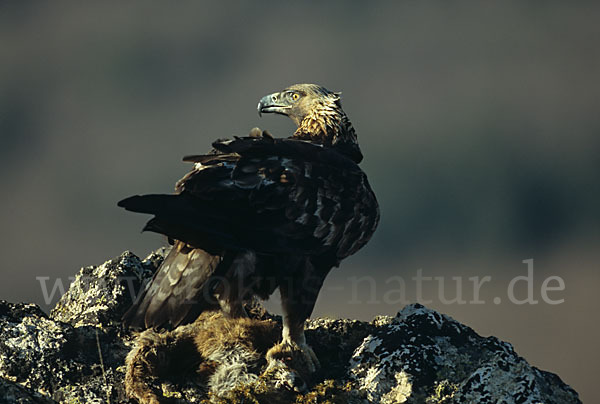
[347,304,581,403]
[0,250,582,404]
[0,250,167,403]
[50,249,166,328]
[0,299,133,403]
[0,301,72,397]
[0,371,56,404]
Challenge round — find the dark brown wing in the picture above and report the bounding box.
[118,136,379,259]
[122,243,224,329]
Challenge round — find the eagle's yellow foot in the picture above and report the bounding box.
[263,341,319,392]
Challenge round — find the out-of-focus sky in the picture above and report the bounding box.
[1,2,598,402]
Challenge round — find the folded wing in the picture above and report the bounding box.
[118,136,377,260]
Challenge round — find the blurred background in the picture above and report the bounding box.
[1,1,598,401]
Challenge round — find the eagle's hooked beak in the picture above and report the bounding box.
[257,92,292,117]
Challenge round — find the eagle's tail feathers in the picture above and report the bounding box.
[117,194,180,215]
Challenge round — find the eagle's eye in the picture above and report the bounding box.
[291,93,300,101]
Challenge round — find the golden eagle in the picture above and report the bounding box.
[119,84,379,371]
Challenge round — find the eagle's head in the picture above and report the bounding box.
[258,83,362,163]
[257,84,337,126]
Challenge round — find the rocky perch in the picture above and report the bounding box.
[0,250,581,404]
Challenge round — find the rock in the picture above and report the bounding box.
[0,377,55,404]
[345,304,581,404]
[0,250,167,403]
[0,299,126,403]
[50,249,167,328]
[0,250,582,403]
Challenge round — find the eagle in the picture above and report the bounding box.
[119,84,379,372]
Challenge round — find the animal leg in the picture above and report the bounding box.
[264,258,331,390]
